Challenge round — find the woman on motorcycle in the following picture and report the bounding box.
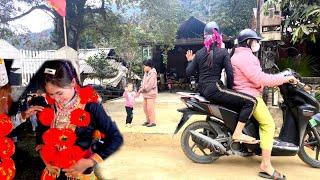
[186,22,258,144]
[230,29,297,179]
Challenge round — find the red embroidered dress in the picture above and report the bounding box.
[0,114,15,180]
[39,89,94,179]
[37,86,123,180]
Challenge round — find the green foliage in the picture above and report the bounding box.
[179,0,256,36]
[0,0,16,23]
[277,55,319,77]
[139,0,182,47]
[109,24,141,61]
[0,27,15,40]
[106,23,143,78]
[263,0,281,10]
[95,0,183,69]
[132,63,143,75]
[315,90,320,101]
[282,0,320,44]
[86,51,118,84]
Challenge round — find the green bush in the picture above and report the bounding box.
[277,55,319,77]
[315,90,320,102]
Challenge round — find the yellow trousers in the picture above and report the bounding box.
[253,97,275,150]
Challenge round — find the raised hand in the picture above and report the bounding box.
[186,50,195,61]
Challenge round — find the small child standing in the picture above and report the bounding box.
[123,83,138,127]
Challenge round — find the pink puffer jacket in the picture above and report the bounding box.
[231,47,288,97]
[140,68,158,99]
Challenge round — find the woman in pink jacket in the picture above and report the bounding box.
[139,59,158,127]
[231,29,297,179]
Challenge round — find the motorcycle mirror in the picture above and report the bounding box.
[293,54,302,62]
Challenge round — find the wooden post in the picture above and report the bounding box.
[256,0,262,34]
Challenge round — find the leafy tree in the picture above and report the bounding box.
[277,54,319,76]
[107,23,142,78]
[0,27,15,40]
[138,0,184,48]
[0,0,123,50]
[0,0,20,42]
[108,0,184,63]
[0,0,17,23]
[282,0,320,44]
[86,51,118,84]
[1,0,183,52]
[179,0,257,36]
[96,0,184,72]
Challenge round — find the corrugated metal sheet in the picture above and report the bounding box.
[0,39,20,59]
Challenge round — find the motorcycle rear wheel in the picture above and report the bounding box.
[180,121,221,164]
[298,126,320,168]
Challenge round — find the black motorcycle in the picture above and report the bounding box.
[174,69,320,168]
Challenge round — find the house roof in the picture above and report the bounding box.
[0,39,20,59]
[177,16,206,40]
[139,17,206,46]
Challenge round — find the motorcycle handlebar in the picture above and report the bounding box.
[297,81,306,87]
[289,80,305,88]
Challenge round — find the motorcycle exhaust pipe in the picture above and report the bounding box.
[190,130,228,155]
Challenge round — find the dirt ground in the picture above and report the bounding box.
[97,133,319,180]
[96,93,320,180]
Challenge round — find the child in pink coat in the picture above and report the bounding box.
[123,83,138,127]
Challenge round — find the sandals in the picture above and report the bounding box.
[233,138,260,144]
[232,134,260,144]
[146,123,156,127]
[259,170,286,180]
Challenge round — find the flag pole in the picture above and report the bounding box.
[63,16,67,46]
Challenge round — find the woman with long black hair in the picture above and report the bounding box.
[186,22,258,143]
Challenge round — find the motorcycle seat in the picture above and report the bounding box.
[194,94,210,103]
[177,92,210,103]
[177,92,239,118]
[207,103,238,119]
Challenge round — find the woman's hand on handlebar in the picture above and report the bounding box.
[285,75,298,84]
[186,50,195,61]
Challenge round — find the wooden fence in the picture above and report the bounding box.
[17,50,56,86]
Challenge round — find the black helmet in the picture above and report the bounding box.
[237,29,262,43]
[204,21,220,35]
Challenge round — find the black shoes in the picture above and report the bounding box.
[273,139,299,151]
[146,123,156,127]
[142,121,156,127]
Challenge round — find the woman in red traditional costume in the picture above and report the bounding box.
[0,58,16,179]
[1,58,45,179]
[32,60,123,180]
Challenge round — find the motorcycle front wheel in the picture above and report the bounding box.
[298,126,320,168]
[180,121,222,164]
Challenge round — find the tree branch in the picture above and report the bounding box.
[85,6,110,37]
[1,4,54,23]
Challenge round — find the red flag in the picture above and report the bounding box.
[47,0,66,17]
